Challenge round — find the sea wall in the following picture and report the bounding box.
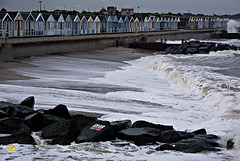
[0,29,220,61]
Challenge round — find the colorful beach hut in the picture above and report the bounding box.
[1,12,14,37]
[24,12,35,36]
[99,16,107,33]
[152,17,156,31]
[45,14,56,35]
[94,16,101,33]
[124,16,130,32]
[80,16,87,34]
[64,14,72,36]
[106,16,113,33]
[72,15,81,35]
[13,12,24,36]
[129,17,135,32]
[113,15,118,33]
[87,16,94,34]
[134,17,140,32]
[118,17,124,32]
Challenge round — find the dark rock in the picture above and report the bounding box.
[199,46,211,51]
[110,120,132,133]
[192,128,207,135]
[72,114,98,131]
[175,138,218,153]
[134,135,156,146]
[0,101,35,118]
[194,134,220,147]
[0,110,7,119]
[24,113,44,132]
[198,50,209,54]
[20,96,35,109]
[189,41,201,48]
[165,47,173,54]
[44,104,72,119]
[42,120,79,141]
[48,137,71,145]
[43,114,67,126]
[159,130,194,143]
[185,47,199,54]
[0,130,35,145]
[156,144,175,151]
[76,120,115,143]
[117,127,160,143]
[132,120,173,132]
[0,117,31,134]
[227,138,234,150]
[211,46,218,52]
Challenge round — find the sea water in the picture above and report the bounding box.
[0,40,240,160]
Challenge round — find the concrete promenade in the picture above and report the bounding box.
[0,29,222,61]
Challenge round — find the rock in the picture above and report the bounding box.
[72,114,98,131]
[20,96,35,109]
[227,138,234,150]
[43,114,67,126]
[159,130,194,143]
[132,120,173,132]
[185,47,199,54]
[24,113,44,132]
[44,104,72,119]
[76,120,115,143]
[189,41,201,48]
[110,120,132,133]
[165,47,173,54]
[0,110,7,119]
[175,138,218,153]
[117,127,160,145]
[133,135,156,146]
[192,128,207,135]
[194,134,220,147]
[0,101,35,118]
[156,144,175,151]
[198,50,209,54]
[42,120,79,141]
[48,137,71,145]
[0,117,31,134]
[199,46,211,51]
[0,130,35,145]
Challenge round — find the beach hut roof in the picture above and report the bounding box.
[130,17,134,22]
[73,15,81,22]
[134,17,139,23]
[124,16,129,22]
[2,13,13,21]
[118,17,123,23]
[14,12,24,21]
[81,16,87,22]
[36,13,44,22]
[98,16,106,22]
[148,17,152,22]
[144,17,148,22]
[88,16,94,22]
[47,14,56,22]
[65,15,72,22]
[25,12,35,21]
[113,15,118,22]
[107,16,112,22]
[58,14,65,22]
[94,16,101,22]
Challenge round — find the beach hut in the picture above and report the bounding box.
[113,15,118,33]
[148,17,153,31]
[170,18,174,30]
[118,17,124,32]
[156,17,160,31]
[123,16,130,32]
[72,15,81,35]
[64,15,72,36]
[143,17,148,31]
[1,13,14,37]
[44,14,56,35]
[189,18,194,29]
[80,16,87,34]
[87,16,94,34]
[129,17,135,32]
[94,16,101,33]
[33,13,45,36]
[198,18,203,29]
[164,18,169,30]
[134,17,140,32]
[56,14,65,35]
[106,16,113,33]
[24,12,35,36]
[176,17,180,30]
[139,17,144,31]
[152,17,156,31]
[12,12,24,37]
[203,18,209,29]
[160,17,164,30]
[99,16,107,33]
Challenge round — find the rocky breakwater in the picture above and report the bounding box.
[164,40,239,55]
[0,96,235,153]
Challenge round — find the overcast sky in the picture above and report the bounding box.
[1,0,239,15]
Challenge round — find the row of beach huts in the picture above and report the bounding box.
[0,12,228,38]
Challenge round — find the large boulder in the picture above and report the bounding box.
[76,120,115,143]
[175,138,219,153]
[110,120,132,133]
[43,114,67,126]
[44,104,72,119]
[0,110,7,119]
[72,114,98,131]
[48,137,71,145]
[20,96,35,109]
[0,130,35,145]
[159,130,194,143]
[0,101,35,118]
[42,120,79,141]
[192,128,207,135]
[117,127,161,145]
[24,113,44,132]
[185,47,199,54]
[227,138,234,150]
[194,134,220,147]
[0,117,31,134]
[132,120,173,132]
[156,144,175,151]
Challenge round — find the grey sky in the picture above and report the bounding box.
[0,0,239,15]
